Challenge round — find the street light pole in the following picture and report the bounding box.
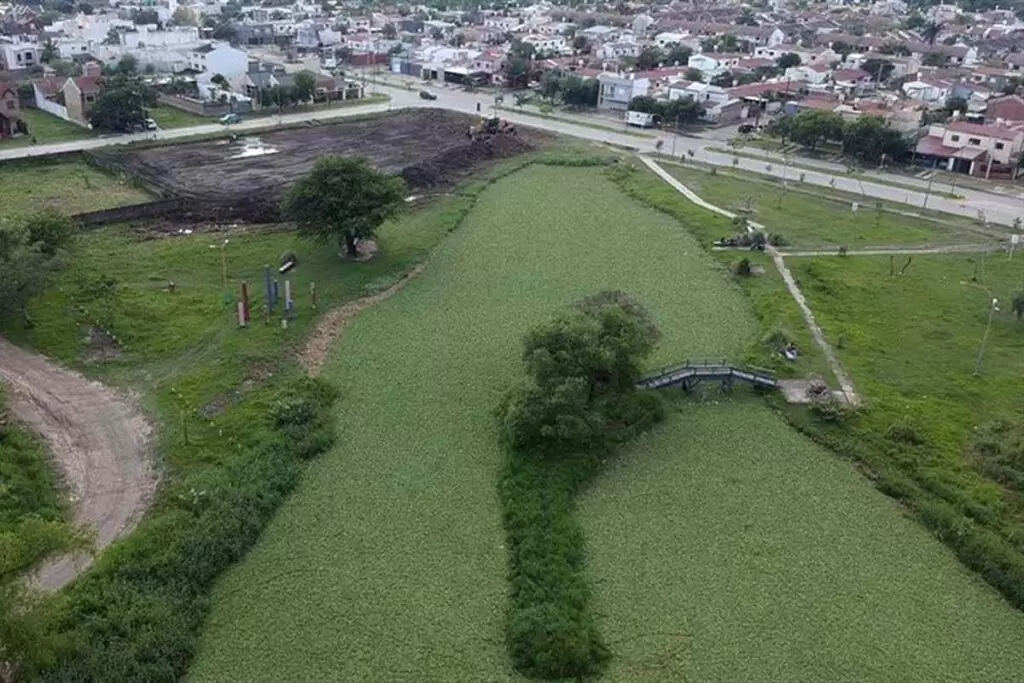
[973,297,999,376]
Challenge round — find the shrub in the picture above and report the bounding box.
[885,419,925,446]
[27,378,338,682]
[280,250,298,267]
[735,257,752,276]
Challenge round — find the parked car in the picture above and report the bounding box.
[737,123,755,134]
[419,90,437,101]
[144,118,158,131]
[219,113,242,125]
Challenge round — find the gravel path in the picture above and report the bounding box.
[0,337,157,591]
[639,155,860,405]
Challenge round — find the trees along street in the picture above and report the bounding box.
[1,81,1021,227]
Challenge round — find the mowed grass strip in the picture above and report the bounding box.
[0,158,150,226]
[189,164,752,681]
[580,400,1024,682]
[664,163,989,249]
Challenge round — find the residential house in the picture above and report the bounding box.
[906,42,977,68]
[597,39,642,61]
[832,67,874,95]
[1004,53,1024,73]
[521,33,566,55]
[687,53,733,80]
[0,39,38,70]
[914,120,1024,177]
[753,43,818,64]
[901,76,954,103]
[0,81,22,139]
[62,72,101,125]
[785,62,831,85]
[471,51,505,76]
[235,23,276,46]
[190,43,247,79]
[986,94,1024,123]
[597,72,649,111]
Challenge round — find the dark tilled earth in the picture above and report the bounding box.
[98,109,541,204]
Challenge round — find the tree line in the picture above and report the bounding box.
[768,109,911,165]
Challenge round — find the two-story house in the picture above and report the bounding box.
[62,74,101,125]
[0,40,39,70]
[597,72,649,111]
[915,119,1024,177]
[0,81,23,139]
[522,33,566,55]
[785,62,832,85]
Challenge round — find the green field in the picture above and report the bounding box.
[190,163,1024,680]
[664,163,997,249]
[583,401,1024,681]
[147,104,209,129]
[0,158,150,227]
[786,254,1024,592]
[0,108,94,148]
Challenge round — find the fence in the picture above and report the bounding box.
[158,93,253,118]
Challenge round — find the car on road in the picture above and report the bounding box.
[219,113,243,125]
[144,118,158,131]
[419,90,437,101]
[737,123,755,134]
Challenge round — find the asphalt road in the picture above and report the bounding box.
[2,81,1022,228]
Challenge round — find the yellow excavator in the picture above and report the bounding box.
[468,117,516,141]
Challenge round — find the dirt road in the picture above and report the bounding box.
[0,337,157,591]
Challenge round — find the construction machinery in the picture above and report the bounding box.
[467,117,516,141]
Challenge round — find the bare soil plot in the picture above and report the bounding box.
[97,110,539,213]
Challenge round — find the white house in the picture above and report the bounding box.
[687,54,733,80]
[785,63,831,85]
[915,119,1024,176]
[901,76,953,103]
[522,33,566,54]
[597,72,649,111]
[188,43,245,80]
[0,41,39,70]
[120,26,199,49]
[597,40,642,60]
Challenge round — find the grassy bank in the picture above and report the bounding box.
[0,156,150,227]
[2,148,523,677]
[0,387,77,582]
[787,253,1024,610]
[664,162,994,249]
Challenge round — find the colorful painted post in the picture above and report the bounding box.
[310,281,317,309]
[240,281,250,322]
[237,301,247,327]
[263,265,272,308]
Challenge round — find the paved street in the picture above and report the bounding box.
[2,81,1022,228]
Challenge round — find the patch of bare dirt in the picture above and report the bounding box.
[0,337,158,591]
[299,262,426,377]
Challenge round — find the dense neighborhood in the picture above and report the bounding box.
[2,0,1024,178]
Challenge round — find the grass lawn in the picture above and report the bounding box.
[147,104,209,129]
[190,162,1024,681]
[786,254,1024,570]
[0,109,94,148]
[0,158,151,227]
[664,162,995,249]
[581,400,1024,682]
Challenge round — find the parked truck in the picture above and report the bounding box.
[625,110,656,128]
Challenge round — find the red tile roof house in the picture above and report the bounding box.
[0,81,23,139]
[914,120,1024,178]
[986,94,1024,124]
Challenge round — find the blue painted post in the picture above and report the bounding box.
[271,280,279,310]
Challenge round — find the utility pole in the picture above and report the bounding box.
[973,297,1000,376]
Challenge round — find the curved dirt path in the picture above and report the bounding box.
[0,337,157,591]
[299,263,426,377]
